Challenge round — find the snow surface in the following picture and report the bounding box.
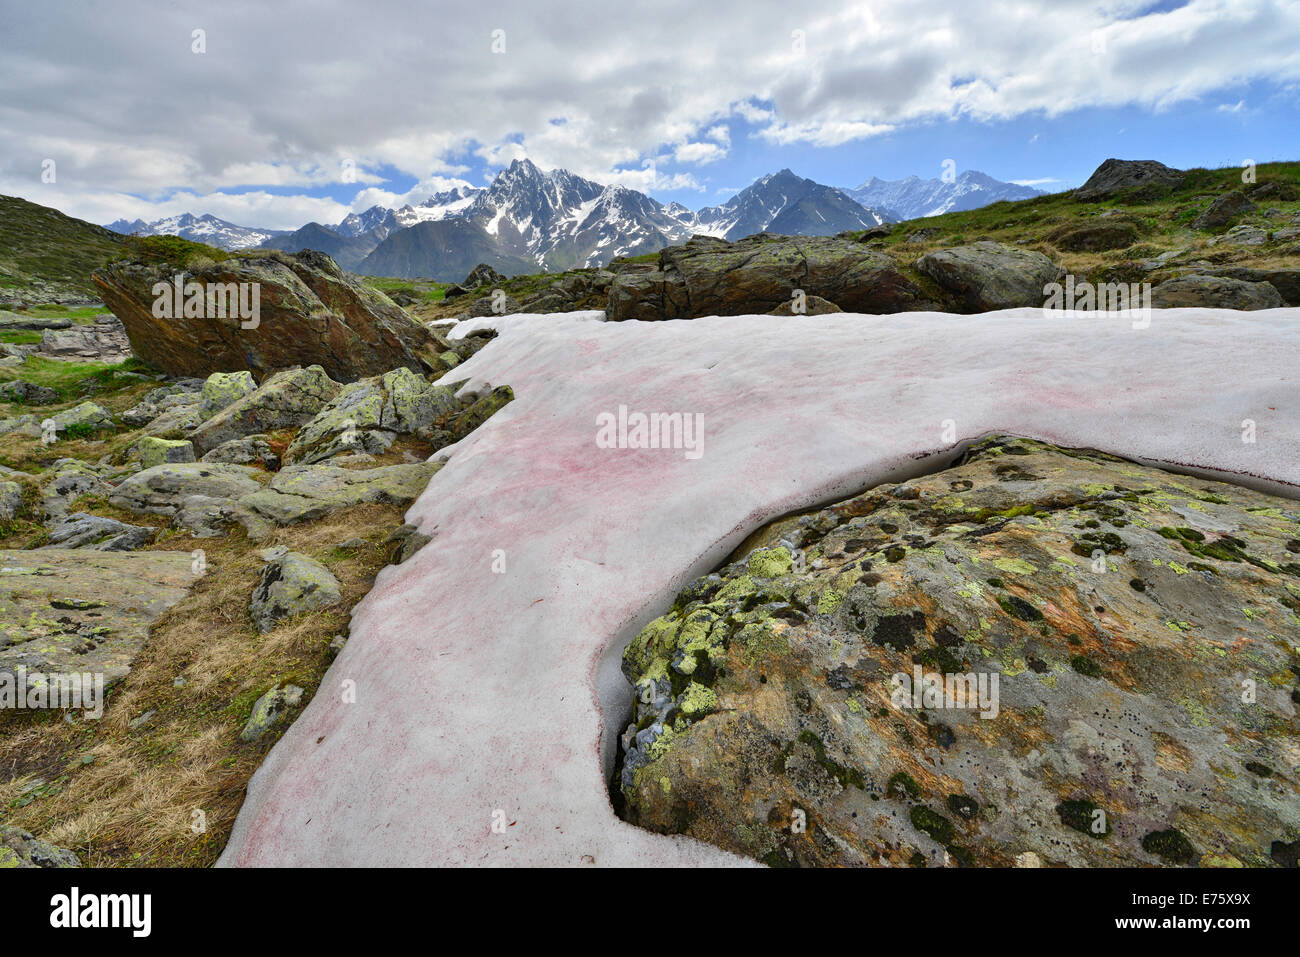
[219,307,1300,867]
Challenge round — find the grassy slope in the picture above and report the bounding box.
[0,195,126,297]
[0,355,440,865]
[855,161,1300,289]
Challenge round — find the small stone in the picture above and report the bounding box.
[239,683,305,742]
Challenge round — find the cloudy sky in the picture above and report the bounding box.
[2,0,1298,229]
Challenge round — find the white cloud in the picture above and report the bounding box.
[1,0,1296,224]
[673,141,727,164]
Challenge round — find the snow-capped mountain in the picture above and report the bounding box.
[108,163,1039,282]
[105,212,285,250]
[358,160,891,278]
[694,168,888,240]
[843,170,1044,221]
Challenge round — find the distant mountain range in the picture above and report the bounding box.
[105,212,285,250]
[105,162,1042,280]
[843,170,1044,221]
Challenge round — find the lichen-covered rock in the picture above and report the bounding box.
[249,552,341,634]
[0,380,58,404]
[1151,275,1284,310]
[618,436,1300,868]
[241,462,441,525]
[136,436,196,469]
[120,381,203,427]
[0,480,24,521]
[200,435,280,469]
[0,548,197,689]
[0,826,80,868]
[197,370,256,421]
[45,401,114,435]
[42,512,157,551]
[607,234,931,321]
[240,683,305,741]
[108,462,265,515]
[188,365,341,454]
[915,241,1065,311]
[282,367,458,465]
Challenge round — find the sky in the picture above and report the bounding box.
[1,0,1297,230]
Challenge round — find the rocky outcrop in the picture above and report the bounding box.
[767,295,843,316]
[0,549,197,689]
[0,826,81,868]
[188,366,340,454]
[606,235,932,321]
[1074,159,1185,201]
[915,241,1064,311]
[1151,275,1285,310]
[240,462,442,525]
[1047,220,1140,252]
[92,249,457,382]
[1198,267,1300,306]
[249,551,342,634]
[618,436,1300,867]
[1192,191,1256,231]
[37,315,132,361]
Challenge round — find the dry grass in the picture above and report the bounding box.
[0,502,410,866]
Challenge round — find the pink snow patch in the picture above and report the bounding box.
[219,307,1300,867]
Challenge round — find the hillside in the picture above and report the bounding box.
[406,159,1300,323]
[0,194,126,302]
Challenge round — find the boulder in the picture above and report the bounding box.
[0,548,196,689]
[91,249,457,382]
[463,263,506,288]
[240,684,305,741]
[915,241,1064,311]
[469,293,522,318]
[283,367,456,465]
[0,380,58,405]
[36,315,131,361]
[188,365,341,454]
[197,371,256,421]
[618,436,1300,867]
[108,462,266,516]
[767,295,843,316]
[119,381,203,427]
[607,234,931,321]
[41,512,157,551]
[45,401,114,435]
[136,436,196,469]
[249,552,342,635]
[1209,225,1269,246]
[200,435,280,469]
[1199,267,1300,306]
[1047,220,1140,252]
[0,826,81,868]
[1191,191,1256,231]
[1074,159,1185,201]
[1150,275,1284,310]
[242,462,442,525]
[0,480,24,521]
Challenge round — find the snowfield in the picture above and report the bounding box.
[219,307,1300,867]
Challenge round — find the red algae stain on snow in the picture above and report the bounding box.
[220,308,1300,867]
